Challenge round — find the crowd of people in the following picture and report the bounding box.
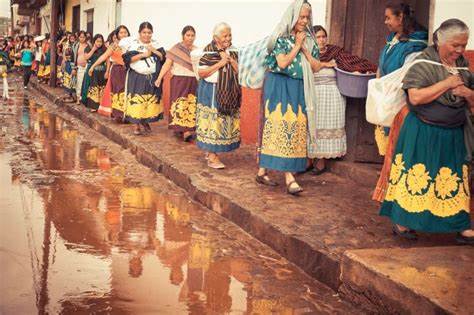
[1,0,473,245]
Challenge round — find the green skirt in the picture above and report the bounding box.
[380,112,471,233]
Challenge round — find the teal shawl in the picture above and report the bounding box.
[379,31,428,76]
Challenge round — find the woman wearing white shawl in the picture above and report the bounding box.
[256,0,322,195]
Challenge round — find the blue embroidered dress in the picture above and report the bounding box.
[259,36,318,172]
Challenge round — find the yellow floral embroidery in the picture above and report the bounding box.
[87,85,105,103]
[406,164,431,194]
[170,94,197,129]
[261,102,307,159]
[390,154,405,183]
[462,165,469,194]
[111,92,125,112]
[435,167,460,199]
[62,72,71,88]
[385,154,470,217]
[125,93,163,120]
[196,103,240,146]
[374,125,388,156]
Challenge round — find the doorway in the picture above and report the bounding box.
[72,5,80,33]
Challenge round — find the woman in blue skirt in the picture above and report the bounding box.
[380,19,473,244]
[257,0,322,195]
[196,22,241,169]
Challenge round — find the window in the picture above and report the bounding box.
[86,9,94,35]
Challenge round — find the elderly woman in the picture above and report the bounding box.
[196,22,241,169]
[256,0,320,195]
[380,19,473,245]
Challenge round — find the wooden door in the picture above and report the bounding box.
[328,0,432,163]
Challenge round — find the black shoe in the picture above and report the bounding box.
[311,159,328,176]
[456,232,474,245]
[143,123,152,133]
[311,165,328,176]
[392,225,418,240]
[256,174,278,187]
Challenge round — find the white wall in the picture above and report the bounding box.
[121,0,327,49]
[433,0,474,49]
[80,0,117,38]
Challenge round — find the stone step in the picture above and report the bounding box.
[340,246,474,315]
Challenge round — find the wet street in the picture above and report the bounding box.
[0,80,355,314]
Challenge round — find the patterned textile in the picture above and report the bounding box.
[168,43,194,72]
[81,47,106,105]
[380,112,470,232]
[196,79,240,153]
[265,35,319,80]
[62,60,76,94]
[169,75,198,131]
[259,72,307,172]
[320,44,376,73]
[199,41,241,116]
[238,37,269,89]
[124,69,164,124]
[309,68,346,158]
[110,64,127,122]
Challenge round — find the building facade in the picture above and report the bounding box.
[64,0,119,37]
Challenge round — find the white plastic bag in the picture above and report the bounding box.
[365,59,468,127]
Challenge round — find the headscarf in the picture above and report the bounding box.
[266,0,319,151]
[199,40,241,116]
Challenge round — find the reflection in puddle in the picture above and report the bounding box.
[0,96,345,314]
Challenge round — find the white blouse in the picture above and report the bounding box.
[119,37,161,75]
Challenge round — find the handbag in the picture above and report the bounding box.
[365,59,469,127]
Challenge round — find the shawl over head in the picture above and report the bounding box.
[267,0,319,149]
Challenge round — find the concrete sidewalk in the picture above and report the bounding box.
[30,79,473,314]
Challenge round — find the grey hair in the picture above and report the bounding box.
[301,2,312,11]
[434,18,469,46]
[213,22,231,37]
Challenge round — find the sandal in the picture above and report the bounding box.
[133,129,143,136]
[256,174,278,187]
[392,225,418,240]
[208,159,225,169]
[286,181,303,195]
